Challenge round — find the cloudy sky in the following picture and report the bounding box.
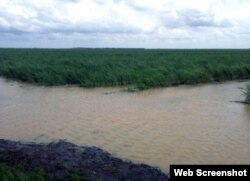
[0,0,250,48]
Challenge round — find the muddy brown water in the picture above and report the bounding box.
[0,78,250,172]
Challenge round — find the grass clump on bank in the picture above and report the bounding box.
[244,84,250,104]
[0,48,250,89]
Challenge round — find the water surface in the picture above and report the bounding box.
[0,78,250,172]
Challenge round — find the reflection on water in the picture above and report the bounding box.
[0,78,250,172]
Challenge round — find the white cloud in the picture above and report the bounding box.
[0,0,250,48]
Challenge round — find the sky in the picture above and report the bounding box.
[0,0,250,48]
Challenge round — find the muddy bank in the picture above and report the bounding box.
[0,139,169,181]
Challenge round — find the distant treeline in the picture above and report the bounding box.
[0,48,249,89]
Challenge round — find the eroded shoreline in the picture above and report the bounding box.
[0,139,169,181]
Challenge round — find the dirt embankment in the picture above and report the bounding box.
[0,139,169,181]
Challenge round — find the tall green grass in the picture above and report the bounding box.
[0,164,48,181]
[0,49,250,89]
[0,164,83,181]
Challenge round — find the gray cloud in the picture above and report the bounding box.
[58,0,80,3]
[0,0,249,48]
[157,9,232,30]
[181,9,232,27]
[183,10,215,27]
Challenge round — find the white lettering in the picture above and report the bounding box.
[196,169,248,177]
[174,169,193,176]
[196,169,202,176]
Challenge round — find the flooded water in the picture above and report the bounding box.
[0,78,250,172]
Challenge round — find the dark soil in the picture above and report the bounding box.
[0,139,169,181]
[232,100,250,105]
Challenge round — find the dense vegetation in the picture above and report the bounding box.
[0,48,250,89]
